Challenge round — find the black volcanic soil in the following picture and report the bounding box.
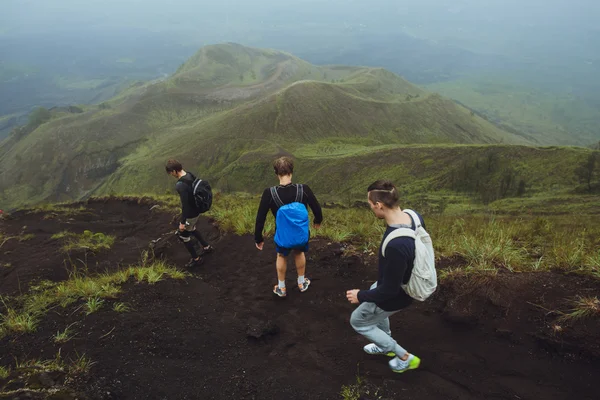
[1,198,599,400]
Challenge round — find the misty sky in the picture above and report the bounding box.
[2,0,599,61]
[1,0,599,118]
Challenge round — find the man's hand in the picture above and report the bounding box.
[346,289,360,304]
[179,223,186,231]
[255,242,264,251]
[313,223,321,229]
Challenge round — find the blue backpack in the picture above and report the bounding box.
[270,184,309,249]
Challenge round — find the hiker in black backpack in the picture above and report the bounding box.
[254,156,323,297]
[166,159,214,268]
[346,180,430,374]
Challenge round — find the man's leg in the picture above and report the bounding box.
[179,217,202,266]
[350,302,408,358]
[273,252,288,297]
[276,253,287,283]
[366,283,392,336]
[186,215,212,252]
[293,250,306,277]
[177,230,200,262]
[293,249,310,292]
[376,316,392,337]
[192,229,210,248]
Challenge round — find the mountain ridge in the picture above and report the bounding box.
[0,43,539,209]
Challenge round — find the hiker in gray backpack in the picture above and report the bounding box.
[346,179,437,374]
[254,156,323,297]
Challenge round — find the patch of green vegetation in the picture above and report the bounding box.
[69,353,96,375]
[53,323,77,344]
[426,75,600,145]
[0,254,187,338]
[340,371,382,400]
[0,303,38,334]
[113,302,130,313]
[197,193,600,279]
[84,297,104,315]
[8,351,95,378]
[52,230,115,253]
[19,233,35,241]
[1,43,534,210]
[340,375,363,400]
[24,203,87,218]
[557,296,600,323]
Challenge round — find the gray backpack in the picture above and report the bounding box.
[381,209,437,301]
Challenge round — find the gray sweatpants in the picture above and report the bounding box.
[350,283,408,357]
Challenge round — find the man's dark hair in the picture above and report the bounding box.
[367,180,399,208]
[273,156,294,176]
[165,159,183,173]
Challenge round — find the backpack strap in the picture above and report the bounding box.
[382,228,416,257]
[295,184,304,203]
[403,209,421,229]
[270,186,284,207]
[192,179,203,194]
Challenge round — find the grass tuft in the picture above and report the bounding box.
[0,254,186,337]
[84,297,104,315]
[53,323,77,343]
[19,233,35,241]
[53,230,115,253]
[112,302,130,313]
[0,306,38,334]
[69,353,96,375]
[557,296,600,323]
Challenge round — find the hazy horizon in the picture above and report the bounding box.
[1,0,599,142]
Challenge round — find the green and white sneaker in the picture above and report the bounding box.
[363,343,395,357]
[389,354,421,373]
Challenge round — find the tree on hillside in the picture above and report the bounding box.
[28,107,51,127]
[575,152,599,192]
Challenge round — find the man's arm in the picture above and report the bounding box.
[254,189,271,243]
[303,185,323,225]
[357,244,409,304]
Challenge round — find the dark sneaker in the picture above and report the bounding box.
[185,257,203,268]
[298,278,311,293]
[273,285,287,298]
[202,245,215,254]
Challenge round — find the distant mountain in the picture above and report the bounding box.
[0,43,537,209]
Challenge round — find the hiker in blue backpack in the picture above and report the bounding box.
[254,156,323,297]
[346,179,436,374]
[166,159,214,268]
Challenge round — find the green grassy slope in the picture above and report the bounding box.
[0,43,538,209]
[426,76,600,146]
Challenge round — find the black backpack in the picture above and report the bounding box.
[190,178,213,213]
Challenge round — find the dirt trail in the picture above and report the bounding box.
[1,199,599,399]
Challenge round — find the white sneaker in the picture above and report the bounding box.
[363,343,395,357]
[389,354,421,373]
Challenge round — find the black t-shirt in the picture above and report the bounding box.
[176,172,201,224]
[254,183,323,243]
[357,212,425,311]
